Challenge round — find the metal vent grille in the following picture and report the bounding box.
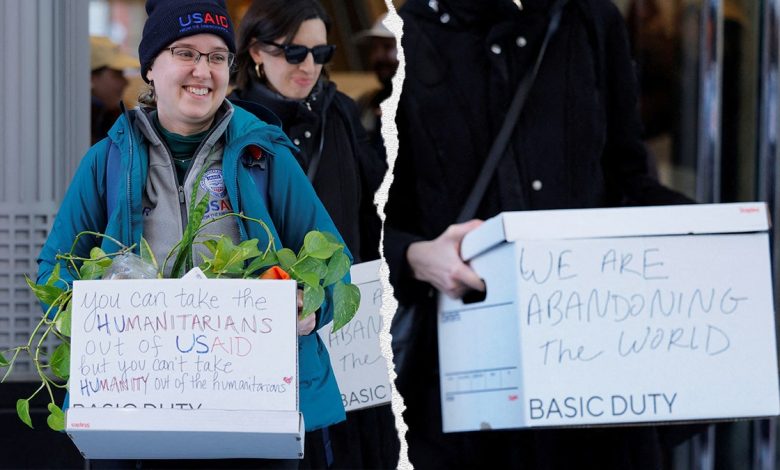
[0,207,60,379]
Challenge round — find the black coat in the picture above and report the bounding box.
[385,0,694,468]
[387,0,690,301]
[230,80,386,263]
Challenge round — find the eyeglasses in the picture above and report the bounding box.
[263,41,336,65]
[168,47,236,68]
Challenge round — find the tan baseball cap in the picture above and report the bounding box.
[354,13,395,41]
[90,36,140,72]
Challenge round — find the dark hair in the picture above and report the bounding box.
[233,0,331,90]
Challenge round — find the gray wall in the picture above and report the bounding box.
[0,2,91,467]
[0,0,90,380]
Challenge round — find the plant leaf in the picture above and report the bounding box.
[303,231,341,260]
[25,276,65,306]
[50,343,70,380]
[294,270,320,288]
[140,237,159,272]
[0,352,9,367]
[238,239,262,260]
[45,263,61,287]
[277,248,297,271]
[211,237,238,271]
[302,283,325,318]
[323,248,350,287]
[292,256,327,279]
[89,247,113,267]
[245,250,278,275]
[54,301,72,337]
[186,193,211,241]
[79,260,107,280]
[171,192,210,277]
[17,399,32,429]
[201,239,219,255]
[322,231,340,244]
[222,239,261,274]
[332,281,361,332]
[46,403,65,432]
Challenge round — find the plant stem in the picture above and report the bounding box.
[34,325,57,404]
[1,348,25,382]
[27,381,46,402]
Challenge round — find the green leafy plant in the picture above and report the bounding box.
[1,241,129,432]
[0,181,360,430]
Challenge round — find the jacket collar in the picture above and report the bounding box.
[232,79,337,127]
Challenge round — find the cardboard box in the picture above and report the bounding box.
[319,260,392,412]
[438,203,780,432]
[66,278,303,459]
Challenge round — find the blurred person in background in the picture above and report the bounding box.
[354,13,399,158]
[90,36,140,145]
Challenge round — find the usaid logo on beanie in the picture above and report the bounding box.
[138,0,236,83]
[177,11,231,31]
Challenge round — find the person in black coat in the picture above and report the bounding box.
[229,1,398,468]
[385,0,695,468]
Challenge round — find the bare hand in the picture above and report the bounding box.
[406,219,485,299]
[296,289,315,335]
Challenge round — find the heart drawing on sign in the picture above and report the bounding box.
[283,376,293,384]
[508,395,519,401]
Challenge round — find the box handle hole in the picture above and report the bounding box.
[462,283,487,304]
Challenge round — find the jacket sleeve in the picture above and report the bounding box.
[336,93,387,262]
[267,145,351,330]
[382,85,434,306]
[600,3,693,206]
[37,141,109,295]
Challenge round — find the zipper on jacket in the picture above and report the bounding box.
[177,185,187,232]
[115,127,131,242]
[126,148,133,245]
[119,103,134,247]
[175,110,232,238]
[235,158,248,242]
[159,144,189,238]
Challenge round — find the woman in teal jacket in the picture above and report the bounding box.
[37,0,346,464]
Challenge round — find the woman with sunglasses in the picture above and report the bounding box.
[230,1,396,469]
[38,0,349,467]
[231,0,386,268]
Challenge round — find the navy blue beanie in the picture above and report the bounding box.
[139,0,236,83]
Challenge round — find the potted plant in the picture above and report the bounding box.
[0,182,360,430]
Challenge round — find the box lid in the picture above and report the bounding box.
[66,408,304,459]
[461,203,770,261]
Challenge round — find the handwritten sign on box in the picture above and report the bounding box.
[438,204,780,432]
[319,260,392,411]
[69,279,298,412]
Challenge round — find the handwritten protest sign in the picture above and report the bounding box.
[438,205,780,432]
[69,279,298,412]
[319,260,391,411]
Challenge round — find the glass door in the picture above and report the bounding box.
[622,0,773,468]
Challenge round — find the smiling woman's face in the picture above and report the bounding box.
[146,34,230,135]
[251,19,328,100]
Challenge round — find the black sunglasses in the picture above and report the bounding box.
[263,41,336,65]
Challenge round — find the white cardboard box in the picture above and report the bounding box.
[319,260,392,412]
[66,278,303,459]
[438,203,780,432]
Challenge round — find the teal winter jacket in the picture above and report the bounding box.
[37,102,347,431]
